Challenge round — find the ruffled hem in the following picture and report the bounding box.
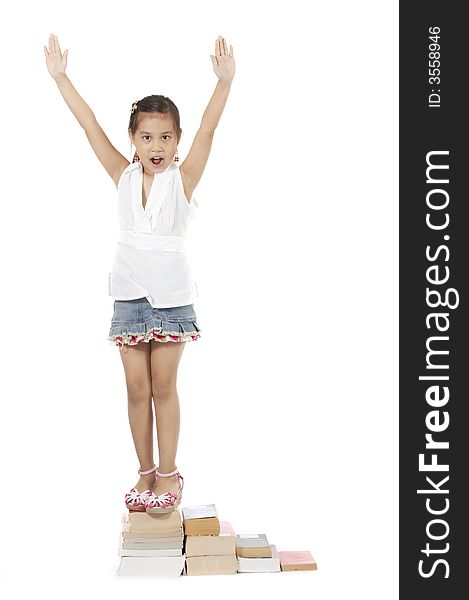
[108,326,201,348]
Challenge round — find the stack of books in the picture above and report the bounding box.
[236,533,281,573]
[278,550,317,571]
[116,504,317,576]
[182,504,238,575]
[117,509,185,576]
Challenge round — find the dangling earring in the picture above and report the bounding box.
[129,138,140,163]
[173,149,179,162]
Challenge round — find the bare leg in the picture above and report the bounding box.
[118,342,156,492]
[150,339,186,496]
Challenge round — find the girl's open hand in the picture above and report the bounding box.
[210,36,235,83]
[44,33,69,80]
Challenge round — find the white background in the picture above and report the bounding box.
[0,1,398,598]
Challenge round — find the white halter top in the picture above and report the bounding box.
[108,160,199,308]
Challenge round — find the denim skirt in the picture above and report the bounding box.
[108,297,201,349]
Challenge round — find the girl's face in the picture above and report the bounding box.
[130,113,181,173]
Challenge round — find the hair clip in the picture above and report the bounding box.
[131,100,139,114]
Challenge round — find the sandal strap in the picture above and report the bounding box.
[156,467,179,477]
[138,464,157,475]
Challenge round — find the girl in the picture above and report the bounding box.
[44,33,235,514]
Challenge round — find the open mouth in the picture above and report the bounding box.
[150,157,164,166]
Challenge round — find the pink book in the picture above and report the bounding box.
[219,521,236,536]
[278,550,317,571]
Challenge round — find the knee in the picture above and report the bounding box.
[152,376,177,403]
[126,379,152,404]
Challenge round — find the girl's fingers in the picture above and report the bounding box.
[214,36,232,58]
[51,34,60,56]
[55,34,62,55]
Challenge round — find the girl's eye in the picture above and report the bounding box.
[142,135,170,141]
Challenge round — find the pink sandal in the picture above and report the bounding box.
[124,464,157,511]
[144,467,184,514]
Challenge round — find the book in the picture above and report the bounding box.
[117,555,186,577]
[185,521,236,557]
[119,508,184,560]
[185,554,238,576]
[123,509,182,533]
[184,517,220,536]
[236,533,272,558]
[118,534,183,557]
[181,505,219,536]
[181,504,218,520]
[237,544,281,573]
[122,538,184,550]
[278,550,317,571]
[219,521,236,536]
[121,527,184,541]
[118,548,183,557]
[122,509,183,541]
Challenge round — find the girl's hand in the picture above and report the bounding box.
[210,36,235,83]
[44,33,69,80]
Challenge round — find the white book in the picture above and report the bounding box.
[181,504,217,520]
[236,533,270,548]
[117,555,185,577]
[237,545,281,573]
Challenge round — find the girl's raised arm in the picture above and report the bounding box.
[180,36,236,200]
[44,33,128,187]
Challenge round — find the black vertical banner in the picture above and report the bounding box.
[400,2,467,597]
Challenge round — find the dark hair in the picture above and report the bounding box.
[129,94,181,143]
